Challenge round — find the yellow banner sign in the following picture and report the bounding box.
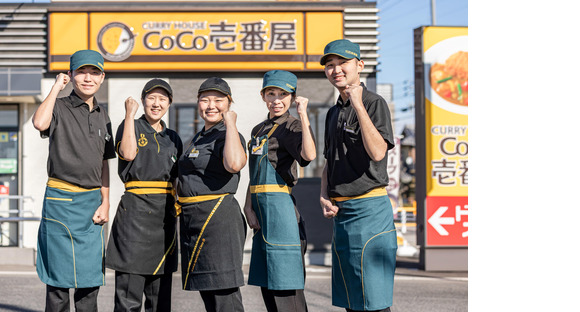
[423,26,468,197]
[49,11,343,71]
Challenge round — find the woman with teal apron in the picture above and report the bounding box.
[177,77,247,312]
[244,70,316,312]
[105,79,182,312]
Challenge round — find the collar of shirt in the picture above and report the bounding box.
[201,120,225,136]
[138,114,167,136]
[69,90,101,112]
[264,111,290,126]
[336,82,368,108]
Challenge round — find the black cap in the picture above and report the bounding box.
[198,77,231,96]
[142,78,173,103]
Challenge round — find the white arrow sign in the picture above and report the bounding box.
[428,206,455,236]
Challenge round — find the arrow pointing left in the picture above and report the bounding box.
[428,206,455,236]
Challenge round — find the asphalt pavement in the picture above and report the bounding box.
[0,257,467,312]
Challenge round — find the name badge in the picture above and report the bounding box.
[188,148,199,158]
[251,145,263,155]
[344,122,356,134]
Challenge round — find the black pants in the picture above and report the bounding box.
[346,308,391,312]
[45,285,99,312]
[260,288,308,312]
[199,287,244,312]
[113,271,172,312]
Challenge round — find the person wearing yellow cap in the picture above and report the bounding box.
[319,39,397,312]
[105,78,182,312]
[176,77,248,312]
[32,49,115,311]
[244,70,316,312]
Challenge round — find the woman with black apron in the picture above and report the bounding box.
[176,77,247,312]
[244,70,316,312]
[106,79,182,312]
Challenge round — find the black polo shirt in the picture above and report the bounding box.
[323,83,394,197]
[116,115,183,183]
[250,111,314,187]
[177,121,246,197]
[40,91,116,189]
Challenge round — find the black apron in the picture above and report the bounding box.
[178,194,246,291]
[105,181,178,275]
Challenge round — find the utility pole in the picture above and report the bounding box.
[430,0,437,25]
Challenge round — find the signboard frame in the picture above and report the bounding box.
[414,26,468,271]
[48,11,344,72]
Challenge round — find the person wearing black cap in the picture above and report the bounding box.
[105,78,182,312]
[32,49,115,311]
[319,39,397,312]
[244,70,316,312]
[176,77,247,312]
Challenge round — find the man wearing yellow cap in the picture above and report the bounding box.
[319,39,397,312]
[32,49,115,311]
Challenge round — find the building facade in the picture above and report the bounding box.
[0,1,381,255]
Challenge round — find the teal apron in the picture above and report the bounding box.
[36,178,105,288]
[331,189,398,310]
[247,124,304,290]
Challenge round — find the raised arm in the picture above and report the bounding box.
[345,84,388,162]
[295,96,317,162]
[222,110,247,173]
[118,96,139,161]
[32,73,69,131]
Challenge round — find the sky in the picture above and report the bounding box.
[375,0,468,134]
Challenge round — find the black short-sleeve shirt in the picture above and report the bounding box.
[250,111,314,187]
[177,121,246,197]
[40,91,116,189]
[116,115,183,183]
[323,83,394,197]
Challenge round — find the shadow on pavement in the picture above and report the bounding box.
[0,303,41,312]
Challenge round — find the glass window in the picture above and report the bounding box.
[169,104,200,144]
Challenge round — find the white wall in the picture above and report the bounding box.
[21,97,48,248]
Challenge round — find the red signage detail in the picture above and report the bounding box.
[426,196,468,246]
[0,185,8,196]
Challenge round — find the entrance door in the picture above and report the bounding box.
[0,105,19,246]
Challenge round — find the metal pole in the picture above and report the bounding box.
[18,196,23,248]
[430,0,437,25]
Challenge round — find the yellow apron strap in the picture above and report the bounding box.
[47,178,100,192]
[124,181,173,195]
[251,123,279,153]
[126,189,172,195]
[250,184,291,194]
[331,187,388,203]
[175,202,182,217]
[125,181,173,189]
[175,193,230,216]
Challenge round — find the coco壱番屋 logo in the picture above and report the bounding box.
[97,22,136,62]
